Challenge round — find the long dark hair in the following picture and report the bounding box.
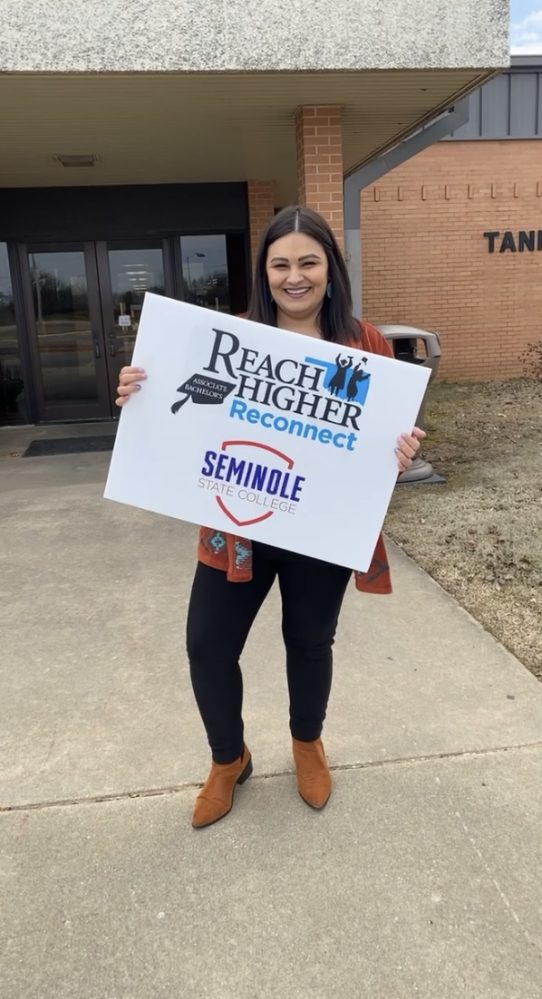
[247,205,360,345]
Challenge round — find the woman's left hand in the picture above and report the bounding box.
[395,427,426,473]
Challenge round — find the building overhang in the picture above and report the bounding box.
[0,68,503,202]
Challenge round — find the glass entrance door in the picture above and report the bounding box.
[19,233,246,423]
[25,244,111,422]
[23,241,169,422]
[96,241,169,396]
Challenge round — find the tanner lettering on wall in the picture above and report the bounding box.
[483,230,542,253]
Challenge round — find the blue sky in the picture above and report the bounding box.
[511,0,542,52]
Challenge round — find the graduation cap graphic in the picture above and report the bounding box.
[171,373,236,414]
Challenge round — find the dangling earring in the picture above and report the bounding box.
[326,281,333,299]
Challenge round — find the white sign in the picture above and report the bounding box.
[118,314,132,327]
[104,294,430,571]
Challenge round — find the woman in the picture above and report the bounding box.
[116,206,424,829]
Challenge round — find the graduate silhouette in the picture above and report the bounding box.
[328,354,353,396]
[346,358,369,400]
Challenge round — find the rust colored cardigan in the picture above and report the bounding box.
[197,320,394,595]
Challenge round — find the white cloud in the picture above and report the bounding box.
[511,9,542,53]
[511,43,542,51]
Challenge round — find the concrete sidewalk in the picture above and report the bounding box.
[1,427,542,998]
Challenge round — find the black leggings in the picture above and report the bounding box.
[186,542,352,763]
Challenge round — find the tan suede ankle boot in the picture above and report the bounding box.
[292,737,332,810]
[192,745,252,829]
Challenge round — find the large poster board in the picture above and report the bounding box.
[104,294,430,571]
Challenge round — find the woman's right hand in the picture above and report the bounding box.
[115,366,147,407]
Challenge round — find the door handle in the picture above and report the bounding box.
[108,335,117,357]
[93,338,101,359]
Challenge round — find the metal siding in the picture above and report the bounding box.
[510,73,538,137]
[448,87,481,138]
[447,67,542,141]
[473,86,483,138]
[481,74,510,136]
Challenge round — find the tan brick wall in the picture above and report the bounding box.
[361,140,542,380]
[295,106,344,250]
[247,180,275,274]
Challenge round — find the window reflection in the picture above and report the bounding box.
[0,244,26,422]
[180,235,231,312]
[108,247,165,367]
[29,251,98,403]
[107,247,164,365]
[108,248,164,334]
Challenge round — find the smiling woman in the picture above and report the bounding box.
[266,242,328,328]
[247,206,361,345]
[115,203,425,831]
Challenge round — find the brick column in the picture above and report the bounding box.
[247,180,275,273]
[295,105,344,249]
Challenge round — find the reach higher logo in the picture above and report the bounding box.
[171,326,371,452]
[170,327,372,527]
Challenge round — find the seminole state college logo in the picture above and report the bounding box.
[170,326,373,526]
[198,439,303,527]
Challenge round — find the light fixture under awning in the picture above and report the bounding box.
[54,153,99,167]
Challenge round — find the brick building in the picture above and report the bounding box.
[361,56,542,381]
[0,0,508,424]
